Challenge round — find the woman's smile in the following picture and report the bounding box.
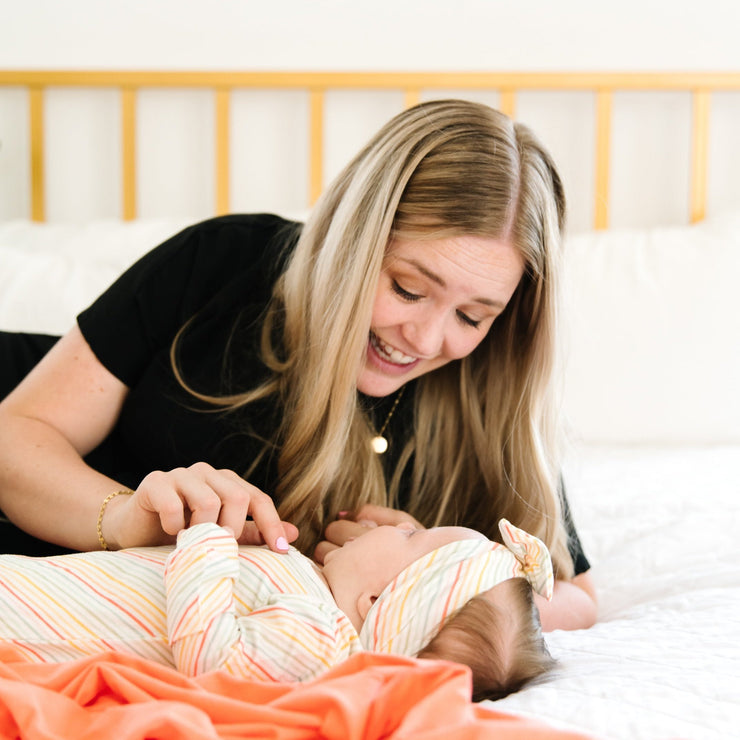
[368,331,419,370]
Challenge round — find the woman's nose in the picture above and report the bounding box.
[402,313,445,358]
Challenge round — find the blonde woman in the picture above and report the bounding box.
[0,100,596,630]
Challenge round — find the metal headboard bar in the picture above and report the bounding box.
[3,70,740,226]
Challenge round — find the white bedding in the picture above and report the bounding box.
[496,443,740,740]
[1,216,739,739]
[0,218,192,334]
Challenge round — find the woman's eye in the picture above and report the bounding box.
[391,280,422,302]
[457,311,482,329]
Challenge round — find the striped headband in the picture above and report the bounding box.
[358,519,554,656]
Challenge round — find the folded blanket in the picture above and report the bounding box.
[0,647,591,739]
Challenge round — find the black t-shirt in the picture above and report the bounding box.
[77,213,297,495]
[75,213,589,573]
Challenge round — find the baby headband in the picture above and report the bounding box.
[359,519,554,657]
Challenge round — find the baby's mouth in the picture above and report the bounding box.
[370,332,417,365]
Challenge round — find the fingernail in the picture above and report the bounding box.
[357,519,377,528]
[276,536,289,551]
[337,511,350,519]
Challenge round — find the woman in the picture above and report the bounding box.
[0,100,596,629]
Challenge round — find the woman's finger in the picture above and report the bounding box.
[197,467,255,536]
[207,468,295,553]
[238,520,299,548]
[135,469,195,534]
[213,469,283,550]
[242,487,296,552]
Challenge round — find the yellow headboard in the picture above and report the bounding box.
[2,70,739,227]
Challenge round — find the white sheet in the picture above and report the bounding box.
[495,443,740,740]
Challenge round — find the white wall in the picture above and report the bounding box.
[1,0,739,228]
[3,0,740,71]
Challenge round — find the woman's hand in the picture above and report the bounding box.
[102,462,299,553]
[313,504,424,564]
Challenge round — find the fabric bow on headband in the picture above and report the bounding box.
[359,518,554,657]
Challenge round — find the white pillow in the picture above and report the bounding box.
[562,211,740,444]
[0,219,192,335]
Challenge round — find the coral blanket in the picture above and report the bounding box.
[0,648,590,739]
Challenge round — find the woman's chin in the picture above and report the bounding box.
[356,372,403,398]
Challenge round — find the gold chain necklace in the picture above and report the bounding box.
[370,386,406,454]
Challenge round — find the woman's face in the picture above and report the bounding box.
[357,235,525,397]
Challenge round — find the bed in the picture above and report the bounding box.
[0,70,739,740]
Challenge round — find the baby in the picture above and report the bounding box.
[0,519,554,698]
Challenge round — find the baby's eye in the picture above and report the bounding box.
[392,280,422,302]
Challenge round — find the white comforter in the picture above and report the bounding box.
[496,444,740,740]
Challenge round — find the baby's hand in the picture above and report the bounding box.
[313,504,423,564]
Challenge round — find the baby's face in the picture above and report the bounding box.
[322,523,487,625]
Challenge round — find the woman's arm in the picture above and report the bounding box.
[0,325,296,552]
[0,325,130,549]
[535,571,598,631]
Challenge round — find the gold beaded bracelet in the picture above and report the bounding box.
[96,489,134,550]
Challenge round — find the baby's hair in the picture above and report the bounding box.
[416,578,555,701]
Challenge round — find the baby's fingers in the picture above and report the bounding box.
[352,504,424,529]
[313,539,339,565]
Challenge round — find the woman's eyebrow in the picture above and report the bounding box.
[400,258,505,309]
[401,258,446,287]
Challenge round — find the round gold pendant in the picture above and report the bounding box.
[371,435,389,454]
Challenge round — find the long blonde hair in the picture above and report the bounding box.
[175,99,572,576]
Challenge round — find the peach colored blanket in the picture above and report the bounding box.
[0,648,592,739]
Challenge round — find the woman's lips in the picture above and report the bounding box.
[369,332,417,365]
[366,332,420,375]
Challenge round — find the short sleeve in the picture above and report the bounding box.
[560,477,591,575]
[77,214,298,388]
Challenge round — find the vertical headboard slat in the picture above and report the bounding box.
[309,89,325,206]
[690,89,711,224]
[594,89,612,231]
[29,87,45,223]
[215,88,231,217]
[121,87,137,221]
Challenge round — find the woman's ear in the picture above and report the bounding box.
[356,592,378,621]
